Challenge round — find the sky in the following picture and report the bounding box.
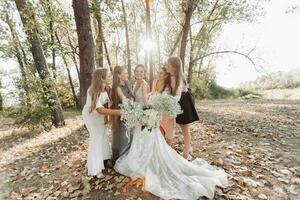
[214,0,300,88]
[1,0,300,90]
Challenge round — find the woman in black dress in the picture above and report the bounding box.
[166,57,199,159]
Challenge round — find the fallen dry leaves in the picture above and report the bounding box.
[0,99,299,200]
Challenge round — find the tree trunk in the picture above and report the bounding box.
[72,0,95,105]
[55,31,81,109]
[93,0,104,69]
[47,0,56,79]
[121,0,132,80]
[197,58,203,77]
[0,80,3,112]
[50,19,56,79]
[187,28,194,85]
[145,0,154,87]
[42,0,57,79]
[67,34,80,80]
[188,0,219,82]
[14,0,65,127]
[6,14,32,106]
[179,0,198,71]
[102,33,112,72]
[169,29,183,56]
[133,8,139,64]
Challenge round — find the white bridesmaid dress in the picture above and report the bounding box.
[82,91,112,176]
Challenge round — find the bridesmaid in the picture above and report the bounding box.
[161,57,184,142]
[111,66,134,164]
[151,67,175,139]
[150,67,170,94]
[133,64,150,107]
[167,57,199,160]
[82,68,121,178]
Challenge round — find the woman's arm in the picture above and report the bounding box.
[142,82,150,106]
[170,77,182,101]
[96,107,121,116]
[151,79,158,93]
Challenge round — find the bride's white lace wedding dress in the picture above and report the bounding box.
[114,126,228,200]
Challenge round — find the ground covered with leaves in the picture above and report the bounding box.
[0,99,299,200]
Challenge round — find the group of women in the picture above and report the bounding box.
[82,57,228,199]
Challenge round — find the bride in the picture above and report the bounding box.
[114,58,228,200]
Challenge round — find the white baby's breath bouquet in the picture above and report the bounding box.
[140,109,161,130]
[119,98,143,129]
[120,94,183,132]
[149,93,183,118]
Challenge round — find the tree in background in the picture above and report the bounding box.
[73,0,95,106]
[14,0,65,127]
[0,76,2,112]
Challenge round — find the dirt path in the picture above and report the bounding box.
[0,100,299,200]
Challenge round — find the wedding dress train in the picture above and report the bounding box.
[114,127,228,200]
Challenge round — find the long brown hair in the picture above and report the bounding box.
[167,57,184,95]
[160,67,171,93]
[111,66,133,109]
[88,68,108,113]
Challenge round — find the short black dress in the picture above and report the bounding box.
[176,90,199,124]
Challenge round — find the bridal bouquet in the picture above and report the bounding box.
[149,93,183,118]
[119,99,143,129]
[140,108,162,130]
[120,94,182,131]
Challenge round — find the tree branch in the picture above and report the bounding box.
[192,50,263,72]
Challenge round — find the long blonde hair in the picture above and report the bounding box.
[167,57,185,95]
[88,68,108,113]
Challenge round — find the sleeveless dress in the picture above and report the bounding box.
[151,79,182,139]
[82,91,111,175]
[112,84,133,163]
[176,82,199,124]
[133,80,149,107]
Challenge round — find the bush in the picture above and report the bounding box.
[9,72,52,129]
[191,76,235,99]
[56,75,79,109]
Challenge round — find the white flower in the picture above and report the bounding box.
[149,93,183,118]
[119,98,143,129]
[120,94,183,133]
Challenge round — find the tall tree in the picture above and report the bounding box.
[121,0,132,80]
[0,78,3,112]
[14,0,65,127]
[92,0,104,69]
[55,31,80,109]
[4,9,31,105]
[187,0,219,84]
[145,0,154,86]
[42,0,57,79]
[72,0,95,105]
[179,0,199,71]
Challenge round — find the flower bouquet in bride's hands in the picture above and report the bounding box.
[120,94,182,131]
[149,93,183,118]
[119,98,143,129]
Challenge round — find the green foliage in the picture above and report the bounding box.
[191,72,261,100]
[9,69,52,129]
[56,74,79,109]
[191,75,235,99]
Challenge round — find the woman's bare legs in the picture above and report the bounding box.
[180,124,190,159]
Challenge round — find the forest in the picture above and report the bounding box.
[0,0,299,199]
